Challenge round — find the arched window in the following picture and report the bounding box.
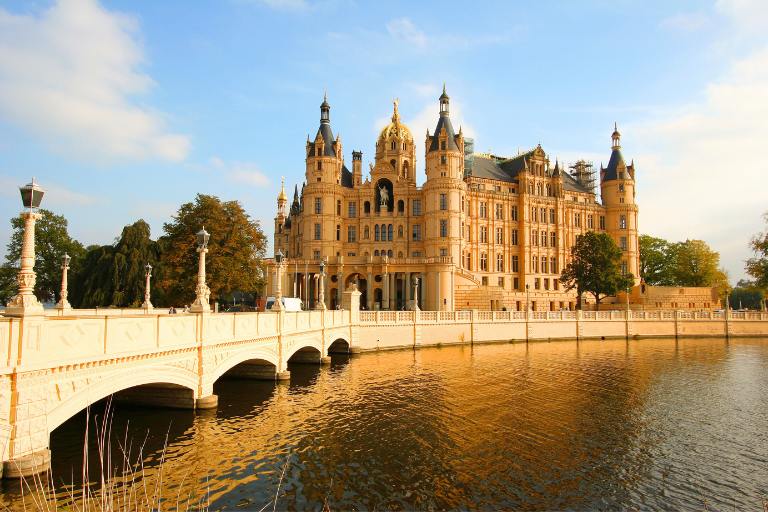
[546,184,552,196]
[364,226,370,239]
[397,225,403,238]
[380,224,386,239]
[375,225,380,241]
[374,249,380,256]
[398,200,404,213]
[364,201,371,215]
[391,141,396,151]
[390,159,397,172]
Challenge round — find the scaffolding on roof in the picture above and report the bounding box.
[569,160,596,194]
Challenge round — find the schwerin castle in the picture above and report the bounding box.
[268,88,717,312]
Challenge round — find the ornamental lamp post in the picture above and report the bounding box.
[5,179,45,316]
[316,259,327,310]
[271,250,284,311]
[55,253,72,311]
[190,227,211,313]
[142,263,153,311]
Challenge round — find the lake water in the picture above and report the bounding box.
[2,337,768,510]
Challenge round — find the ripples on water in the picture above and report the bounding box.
[2,338,768,510]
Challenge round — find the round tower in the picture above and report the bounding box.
[423,85,466,310]
[600,123,640,285]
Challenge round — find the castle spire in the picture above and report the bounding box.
[611,122,621,149]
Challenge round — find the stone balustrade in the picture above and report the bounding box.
[0,287,765,479]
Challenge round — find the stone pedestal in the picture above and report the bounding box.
[195,395,218,410]
[3,449,51,479]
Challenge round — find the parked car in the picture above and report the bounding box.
[263,297,302,311]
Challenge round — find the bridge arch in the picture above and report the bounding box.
[285,342,323,364]
[328,337,350,354]
[47,364,199,434]
[208,348,279,384]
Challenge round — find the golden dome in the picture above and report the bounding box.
[378,99,413,143]
[277,177,287,202]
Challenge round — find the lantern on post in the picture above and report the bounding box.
[190,227,211,313]
[55,253,72,311]
[316,259,327,310]
[5,179,46,316]
[271,250,285,311]
[142,263,153,311]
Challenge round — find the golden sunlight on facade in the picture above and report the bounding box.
[269,88,712,311]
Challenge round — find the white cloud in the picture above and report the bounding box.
[715,0,768,34]
[386,18,428,48]
[210,157,271,187]
[0,0,190,163]
[631,46,768,283]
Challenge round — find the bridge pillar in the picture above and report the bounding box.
[343,283,362,353]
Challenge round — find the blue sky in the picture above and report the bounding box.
[0,0,766,282]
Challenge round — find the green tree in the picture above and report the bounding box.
[729,280,765,310]
[3,209,85,304]
[70,220,163,308]
[746,212,768,289]
[639,234,675,285]
[671,239,723,287]
[159,194,267,307]
[559,231,634,308]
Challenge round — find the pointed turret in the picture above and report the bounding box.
[602,122,628,182]
[428,85,459,153]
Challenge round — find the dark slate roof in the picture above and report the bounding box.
[562,172,592,193]
[602,148,625,181]
[341,164,353,188]
[428,114,459,152]
[469,155,517,182]
[498,150,534,177]
[309,123,336,157]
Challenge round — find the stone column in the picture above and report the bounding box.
[271,262,284,311]
[140,263,152,312]
[367,271,374,310]
[383,270,389,310]
[389,272,396,310]
[5,211,44,316]
[405,272,411,304]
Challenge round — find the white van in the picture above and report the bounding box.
[264,297,303,311]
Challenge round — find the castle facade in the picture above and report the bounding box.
[269,89,642,311]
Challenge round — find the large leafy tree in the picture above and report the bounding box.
[560,231,634,308]
[746,212,768,289]
[639,234,675,285]
[159,194,267,307]
[672,239,722,287]
[70,220,163,308]
[2,209,85,304]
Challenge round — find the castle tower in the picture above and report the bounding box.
[303,94,346,261]
[423,85,466,310]
[274,177,288,256]
[600,123,640,286]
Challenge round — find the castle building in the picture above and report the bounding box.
[269,89,642,311]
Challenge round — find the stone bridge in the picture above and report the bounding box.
[0,285,766,478]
